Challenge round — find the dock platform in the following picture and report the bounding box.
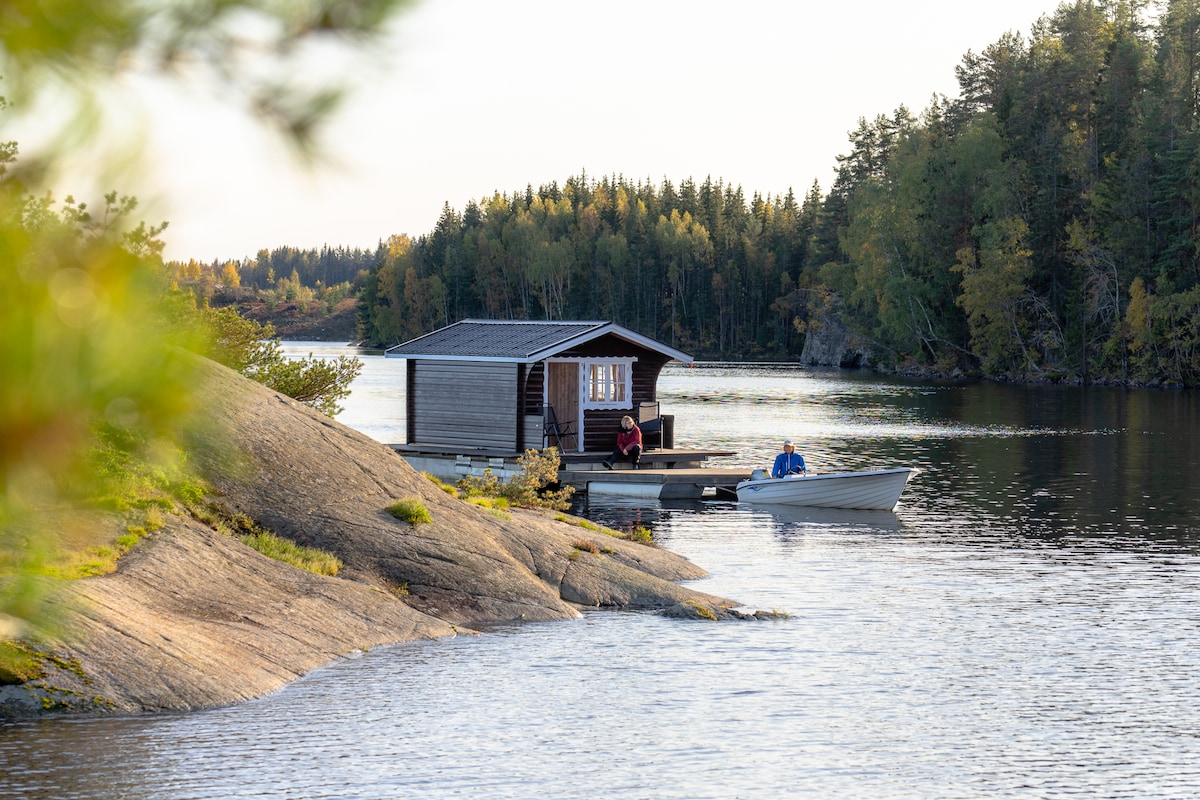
[559,466,750,499]
[391,445,748,499]
[559,448,748,498]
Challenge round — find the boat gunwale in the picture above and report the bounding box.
[734,466,913,490]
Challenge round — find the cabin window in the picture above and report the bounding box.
[582,359,634,409]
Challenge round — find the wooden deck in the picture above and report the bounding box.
[559,447,735,469]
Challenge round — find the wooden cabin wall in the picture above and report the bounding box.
[407,359,519,451]
[632,353,670,403]
[518,362,543,451]
[515,362,543,451]
[521,362,544,415]
[583,408,626,451]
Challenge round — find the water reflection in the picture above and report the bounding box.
[755,503,905,533]
[570,495,907,541]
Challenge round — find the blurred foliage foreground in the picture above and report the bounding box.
[0,0,409,689]
[1,174,198,637]
[0,181,362,675]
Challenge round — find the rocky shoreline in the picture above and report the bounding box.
[1,358,754,718]
[800,305,1192,389]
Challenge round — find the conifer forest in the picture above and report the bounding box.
[207,2,1200,386]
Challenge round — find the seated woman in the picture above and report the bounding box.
[771,439,806,478]
[602,415,642,470]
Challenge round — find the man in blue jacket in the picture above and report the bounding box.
[771,439,806,478]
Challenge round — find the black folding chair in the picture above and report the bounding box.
[638,400,662,450]
[542,404,576,450]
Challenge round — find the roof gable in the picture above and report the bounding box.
[385,320,693,363]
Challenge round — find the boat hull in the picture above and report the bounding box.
[735,468,913,510]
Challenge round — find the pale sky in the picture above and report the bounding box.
[14,0,1079,263]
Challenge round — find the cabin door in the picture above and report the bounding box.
[546,361,580,452]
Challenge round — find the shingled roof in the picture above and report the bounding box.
[384,319,693,363]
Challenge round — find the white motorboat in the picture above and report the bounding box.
[735,467,914,510]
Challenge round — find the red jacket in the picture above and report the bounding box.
[617,424,642,452]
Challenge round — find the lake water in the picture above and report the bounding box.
[3,345,1199,799]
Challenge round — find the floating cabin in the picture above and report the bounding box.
[384,319,746,497]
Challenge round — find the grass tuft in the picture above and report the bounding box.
[386,498,432,526]
[422,472,459,497]
[467,496,510,510]
[552,512,657,547]
[238,531,341,576]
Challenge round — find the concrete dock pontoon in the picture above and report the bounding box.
[393,445,748,499]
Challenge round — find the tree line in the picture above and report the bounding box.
[353,0,1200,386]
[358,178,822,358]
[169,244,377,294]
[167,244,378,318]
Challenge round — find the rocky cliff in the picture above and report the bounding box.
[0,358,740,717]
[799,303,872,368]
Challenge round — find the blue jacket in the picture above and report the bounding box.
[771,451,806,478]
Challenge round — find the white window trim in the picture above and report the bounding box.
[580,357,636,410]
[546,357,637,412]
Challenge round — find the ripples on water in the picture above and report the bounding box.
[3,352,1199,799]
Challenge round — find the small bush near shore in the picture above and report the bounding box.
[621,524,655,545]
[457,448,574,511]
[387,499,432,526]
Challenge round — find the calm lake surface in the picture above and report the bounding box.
[3,343,1199,799]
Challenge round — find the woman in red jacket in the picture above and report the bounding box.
[602,415,642,470]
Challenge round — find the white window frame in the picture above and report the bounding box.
[575,357,636,410]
